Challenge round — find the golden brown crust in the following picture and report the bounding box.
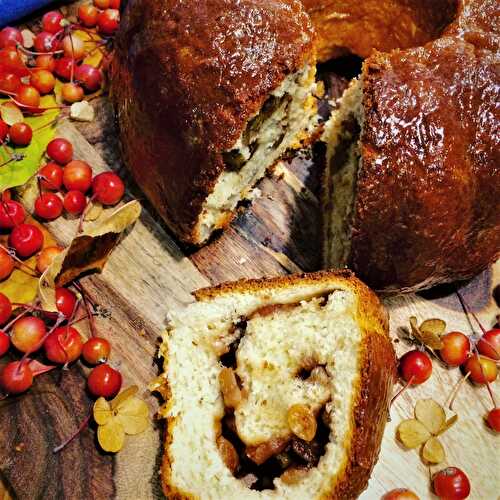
[301,0,458,62]
[162,270,396,498]
[349,0,500,292]
[111,0,315,244]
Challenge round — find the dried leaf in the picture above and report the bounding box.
[83,200,102,221]
[39,200,141,311]
[397,419,431,449]
[70,100,95,122]
[111,385,138,410]
[93,397,112,425]
[409,316,443,349]
[415,399,446,435]
[437,414,458,435]
[97,418,125,452]
[420,318,446,336]
[1,102,23,125]
[115,397,150,435]
[0,96,59,191]
[422,436,445,464]
[0,217,57,304]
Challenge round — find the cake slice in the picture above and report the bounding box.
[111,0,318,245]
[155,270,396,499]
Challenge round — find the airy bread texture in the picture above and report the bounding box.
[157,270,396,499]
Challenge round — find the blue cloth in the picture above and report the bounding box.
[0,0,55,27]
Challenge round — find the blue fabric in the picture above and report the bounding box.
[0,0,55,27]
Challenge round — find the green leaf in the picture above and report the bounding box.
[0,95,60,192]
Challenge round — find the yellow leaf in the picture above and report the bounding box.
[93,397,112,425]
[438,414,458,435]
[116,397,150,435]
[97,419,125,452]
[396,419,431,449]
[422,436,445,464]
[111,385,138,410]
[0,217,57,304]
[39,200,141,311]
[415,399,446,435]
[1,102,24,125]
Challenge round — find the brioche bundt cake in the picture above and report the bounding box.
[155,270,396,498]
[113,0,499,292]
[322,0,500,291]
[111,0,318,245]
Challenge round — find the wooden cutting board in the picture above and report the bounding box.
[0,12,499,500]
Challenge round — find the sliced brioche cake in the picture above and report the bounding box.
[155,270,396,499]
[112,0,318,245]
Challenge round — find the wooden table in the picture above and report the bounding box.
[0,8,499,499]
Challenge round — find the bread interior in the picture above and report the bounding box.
[322,78,363,268]
[159,281,362,498]
[196,64,318,243]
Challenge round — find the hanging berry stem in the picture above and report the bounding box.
[53,411,91,453]
[447,371,471,410]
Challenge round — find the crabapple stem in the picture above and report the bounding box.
[447,371,471,410]
[2,305,34,332]
[390,375,415,408]
[77,193,97,233]
[17,44,63,57]
[53,411,91,453]
[0,243,40,277]
[455,290,487,335]
[20,313,66,363]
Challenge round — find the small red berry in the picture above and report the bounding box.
[42,11,65,34]
[399,350,432,385]
[0,119,8,142]
[33,31,59,53]
[0,27,23,49]
[36,245,63,274]
[63,160,93,192]
[439,332,470,366]
[92,172,125,205]
[94,0,111,8]
[82,337,111,364]
[109,0,121,8]
[0,361,33,394]
[9,122,33,146]
[463,354,497,384]
[477,328,500,361]
[0,48,29,77]
[11,315,46,353]
[0,292,12,325]
[44,326,83,364]
[46,137,73,165]
[97,9,120,35]
[30,68,56,94]
[74,64,102,92]
[54,56,75,81]
[0,72,21,94]
[34,193,63,220]
[61,82,84,103]
[15,85,40,112]
[63,190,87,215]
[78,4,99,28]
[382,489,419,500]
[486,407,500,432]
[87,363,122,398]
[0,249,14,280]
[39,162,63,190]
[9,223,44,258]
[432,467,470,500]
[35,54,56,72]
[0,199,25,228]
[55,287,78,318]
[0,330,9,356]
[62,35,86,60]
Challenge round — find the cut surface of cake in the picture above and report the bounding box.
[156,270,396,499]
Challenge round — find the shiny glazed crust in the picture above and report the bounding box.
[161,270,396,499]
[301,0,458,61]
[111,0,315,244]
[349,0,500,291]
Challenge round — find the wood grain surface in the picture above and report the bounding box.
[1,4,499,499]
